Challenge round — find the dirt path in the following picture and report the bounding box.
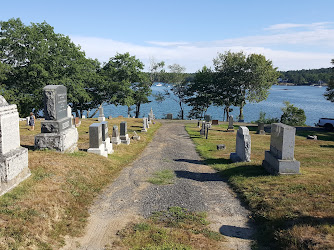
[63,121,255,249]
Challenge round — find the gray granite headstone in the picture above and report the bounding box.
[230,126,251,162]
[142,118,147,132]
[120,121,127,136]
[98,105,105,122]
[227,115,234,131]
[212,120,219,125]
[89,123,102,148]
[257,122,265,135]
[262,123,300,174]
[166,113,173,120]
[101,121,109,141]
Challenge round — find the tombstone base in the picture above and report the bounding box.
[35,127,78,152]
[120,134,130,145]
[141,128,147,133]
[262,151,300,175]
[41,117,72,133]
[111,136,121,145]
[257,130,266,135]
[0,147,30,196]
[132,135,141,141]
[103,138,114,154]
[230,152,251,163]
[226,129,234,132]
[87,144,108,158]
[98,117,105,122]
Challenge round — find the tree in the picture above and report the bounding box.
[280,101,306,126]
[186,66,215,119]
[166,64,187,119]
[101,52,148,118]
[324,59,334,102]
[0,18,101,117]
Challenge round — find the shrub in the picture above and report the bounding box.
[280,101,306,126]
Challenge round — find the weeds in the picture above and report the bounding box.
[148,169,175,185]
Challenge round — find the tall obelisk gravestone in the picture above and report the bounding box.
[35,85,78,152]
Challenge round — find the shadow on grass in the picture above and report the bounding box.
[174,159,205,165]
[216,164,269,178]
[320,144,334,148]
[21,145,35,150]
[296,130,334,142]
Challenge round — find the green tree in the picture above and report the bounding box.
[186,66,215,119]
[101,52,148,118]
[280,101,306,126]
[324,59,334,102]
[0,18,101,117]
[166,64,187,119]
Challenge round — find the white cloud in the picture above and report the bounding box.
[265,22,332,31]
[70,22,334,73]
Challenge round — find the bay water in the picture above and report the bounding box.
[99,85,333,126]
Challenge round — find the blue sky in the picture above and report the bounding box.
[2,0,334,72]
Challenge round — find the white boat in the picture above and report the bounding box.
[156,83,162,87]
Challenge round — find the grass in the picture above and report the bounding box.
[116,206,224,249]
[147,169,176,185]
[0,117,161,249]
[185,122,334,249]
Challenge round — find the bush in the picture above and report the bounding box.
[280,101,306,126]
[256,111,280,124]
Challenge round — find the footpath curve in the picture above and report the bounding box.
[63,120,255,249]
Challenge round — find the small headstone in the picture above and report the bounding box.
[26,116,30,126]
[212,120,219,125]
[82,115,86,119]
[141,118,148,132]
[111,125,121,145]
[0,95,31,196]
[150,108,154,120]
[118,115,123,118]
[108,115,112,119]
[101,121,113,154]
[257,122,265,135]
[98,105,105,122]
[200,121,206,136]
[166,113,173,120]
[87,123,107,157]
[227,115,234,132]
[35,85,78,152]
[67,105,72,118]
[132,131,141,141]
[230,126,251,162]
[217,144,226,150]
[262,123,300,175]
[307,135,317,140]
[74,117,81,127]
[148,114,152,124]
[120,121,130,145]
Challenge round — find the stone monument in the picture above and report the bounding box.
[141,118,148,132]
[111,125,121,145]
[35,85,78,152]
[230,126,251,162]
[98,105,105,122]
[87,123,108,157]
[166,113,173,120]
[262,123,300,175]
[120,121,130,145]
[200,121,206,136]
[0,96,30,196]
[212,120,219,125]
[257,122,265,135]
[101,121,113,154]
[148,114,152,124]
[150,108,154,120]
[227,115,234,132]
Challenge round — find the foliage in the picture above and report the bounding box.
[324,59,334,102]
[256,111,280,124]
[186,66,215,119]
[280,67,331,85]
[280,101,306,126]
[0,18,101,117]
[147,169,175,185]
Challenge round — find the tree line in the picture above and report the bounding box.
[1,18,333,120]
[279,68,331,85]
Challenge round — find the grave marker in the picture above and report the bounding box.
[120,121,130,145]
[87,123,108,157]
[111,125,121,145]
[230,126,251,162]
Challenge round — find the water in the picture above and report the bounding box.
[97,85,333,126]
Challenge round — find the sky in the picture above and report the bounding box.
[1,0,334,72]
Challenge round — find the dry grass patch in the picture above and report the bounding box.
[186,123,334,249]
[0,118,160,249]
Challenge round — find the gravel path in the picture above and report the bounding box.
[63,120,255,249]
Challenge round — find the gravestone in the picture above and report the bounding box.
[111,125,121,145]
[230,126,251,162]
[217,144,226,150]
[204,115,211,122]
[150,107,154,120]
[212,120,219,125]
[120,121,130,145]
[145,116,150,129]
[26,116,30,126]
[87,123,107,157]
[0,96,30,196]
[200,121,206,136]
[257,122,265,135]
[67,105,72,118]
[141,118,148,132]
[148,114,152,124]
[98,105,105,122]
[101,121,113,154]
[108,116,112,119]
[166,113,173,120]
[262,123,300,175]
[82,115,86,119]
[74,117,81,127]
[227,115,234,132]
[35,85,78,152]
[132,131,140,140]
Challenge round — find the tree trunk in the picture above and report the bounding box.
[239,101,245,121]
[89,106,100,118]
[135,102,141,118]
[225,106,230,121]
[179,101,184,120]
